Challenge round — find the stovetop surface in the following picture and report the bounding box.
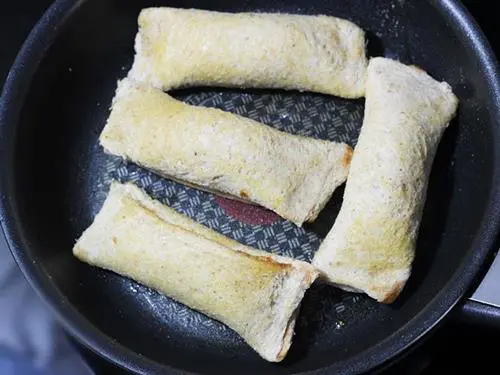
[0,1,498,374]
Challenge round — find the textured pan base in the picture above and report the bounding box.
[90,88,365,338]
[96,88,364,261]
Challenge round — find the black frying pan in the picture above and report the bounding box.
[1,0,500,374]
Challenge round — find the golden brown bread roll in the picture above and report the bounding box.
[128,7,368,98]
[313,57,459,303]
[74,181,319,361]
[99,78,352,226]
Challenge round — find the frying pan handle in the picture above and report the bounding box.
[458,252,500,327]
[459,301,500,328]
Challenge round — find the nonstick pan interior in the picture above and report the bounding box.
[2,0,500,374]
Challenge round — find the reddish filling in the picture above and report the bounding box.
[215,196,280,225]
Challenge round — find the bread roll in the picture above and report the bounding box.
[128,7,368,98]
[312,57,459,303]
[74,181,319,362]
[99,78,352,227]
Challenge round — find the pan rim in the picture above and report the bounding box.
[1,0,500,374]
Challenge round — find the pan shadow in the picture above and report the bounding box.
[303,185,345,240]
[365,30,385,58]
[392,119,459,307]
[171,85,336,99]
[280,282,345,365]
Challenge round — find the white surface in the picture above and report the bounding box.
[0,230,92,375]
[471,251,500,308]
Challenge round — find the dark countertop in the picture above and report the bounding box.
[1,1,498,374]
